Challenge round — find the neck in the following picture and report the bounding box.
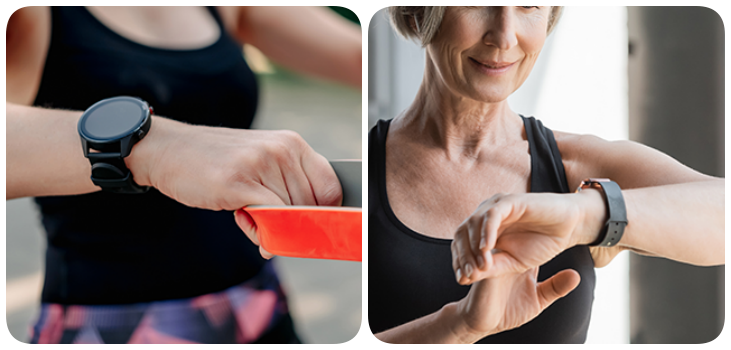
[394,55,523,159]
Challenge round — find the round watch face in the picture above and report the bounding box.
[80,97,148,141]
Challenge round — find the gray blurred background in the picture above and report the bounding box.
[6,53,362,343]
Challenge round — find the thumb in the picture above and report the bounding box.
[536,269,581,309]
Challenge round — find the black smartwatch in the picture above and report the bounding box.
[575,178,628,247]
[78,96,153,194]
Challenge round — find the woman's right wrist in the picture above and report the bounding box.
[441,302,489,344]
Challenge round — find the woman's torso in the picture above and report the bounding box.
[368,117,596,343]
[32,6,264,305]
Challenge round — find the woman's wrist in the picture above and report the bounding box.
[125,116,184,188]
[444,302,490,344]
[570,189,607,246]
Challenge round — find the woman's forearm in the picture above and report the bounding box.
[375,302,483,344]
[6,102,170,199]
[576,179,724,266]
[6,103,98,199]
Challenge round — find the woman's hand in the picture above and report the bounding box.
[375,266,580,344]
[127,117,342,258]
[455,267,580,342]
[451,191,605,284]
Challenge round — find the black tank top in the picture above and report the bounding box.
[368,117,596,343]
[33,7,265,305]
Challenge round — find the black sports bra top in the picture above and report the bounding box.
[368,117,596,343]
[33,7,265,305]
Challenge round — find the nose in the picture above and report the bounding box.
[483,7,518,51]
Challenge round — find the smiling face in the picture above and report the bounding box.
[425,7,551,103]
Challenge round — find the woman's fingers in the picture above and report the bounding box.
[259,246,275,260]
[233,185,286,257]
[302,150,342,207]
[453,199,513,284]
[234,209,258,244]
[454,227,478,285]
[536,269,581,310]
[258,163,293,206]
[470,216,486,270]
[281,159,318,206]
[451,239,463,282]
[481,206,504,254]
[235,208,277,260]
[463,202,511,280]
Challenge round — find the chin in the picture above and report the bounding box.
[470,88,512,103]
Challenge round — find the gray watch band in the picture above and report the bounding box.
[577,179,628,247]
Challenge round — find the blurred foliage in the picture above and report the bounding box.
[328,7,360,26]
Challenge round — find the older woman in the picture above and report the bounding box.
[368,6,723,343]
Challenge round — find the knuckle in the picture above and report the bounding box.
[318,181,343,206]
[263,131,299,160]
[486,206,501,217]
[278,130,306,149]
[467,215,482,227]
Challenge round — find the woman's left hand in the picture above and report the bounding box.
[451,191,605,285]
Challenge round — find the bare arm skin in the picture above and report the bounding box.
[217,6,361,88]
[451,132,723,285]
[559,133,723,267]
[6,7,50,105]
[6,7,343,259]
[6,105,97,198]
[375,267,580,344]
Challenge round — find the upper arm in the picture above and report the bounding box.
[218,6,361,87]
[7,6,51,105]
[555,131,715,191]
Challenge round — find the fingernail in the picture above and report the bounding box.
[464,263,473,278]
[480,236,486,249]
[476,255,485,269]
[456,268,462,282]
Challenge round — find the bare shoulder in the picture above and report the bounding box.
[213,6,271,45]
[7,6,49,30]
[213,7,243,42]
[7,6,51,105]
[552,130,636,167]
[551,130,712,190]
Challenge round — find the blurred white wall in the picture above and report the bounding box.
[368,6,630,344]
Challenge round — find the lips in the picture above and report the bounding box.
[470,57,515,69]
[468,57,516,76]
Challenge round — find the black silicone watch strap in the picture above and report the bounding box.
[79,96,152,194]
[88,154,149,194]
[578,179,628,247]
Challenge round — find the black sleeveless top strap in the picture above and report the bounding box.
[368,117,596,343]
[33,6,265,305]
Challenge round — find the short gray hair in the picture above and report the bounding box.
[388,6,564,46]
